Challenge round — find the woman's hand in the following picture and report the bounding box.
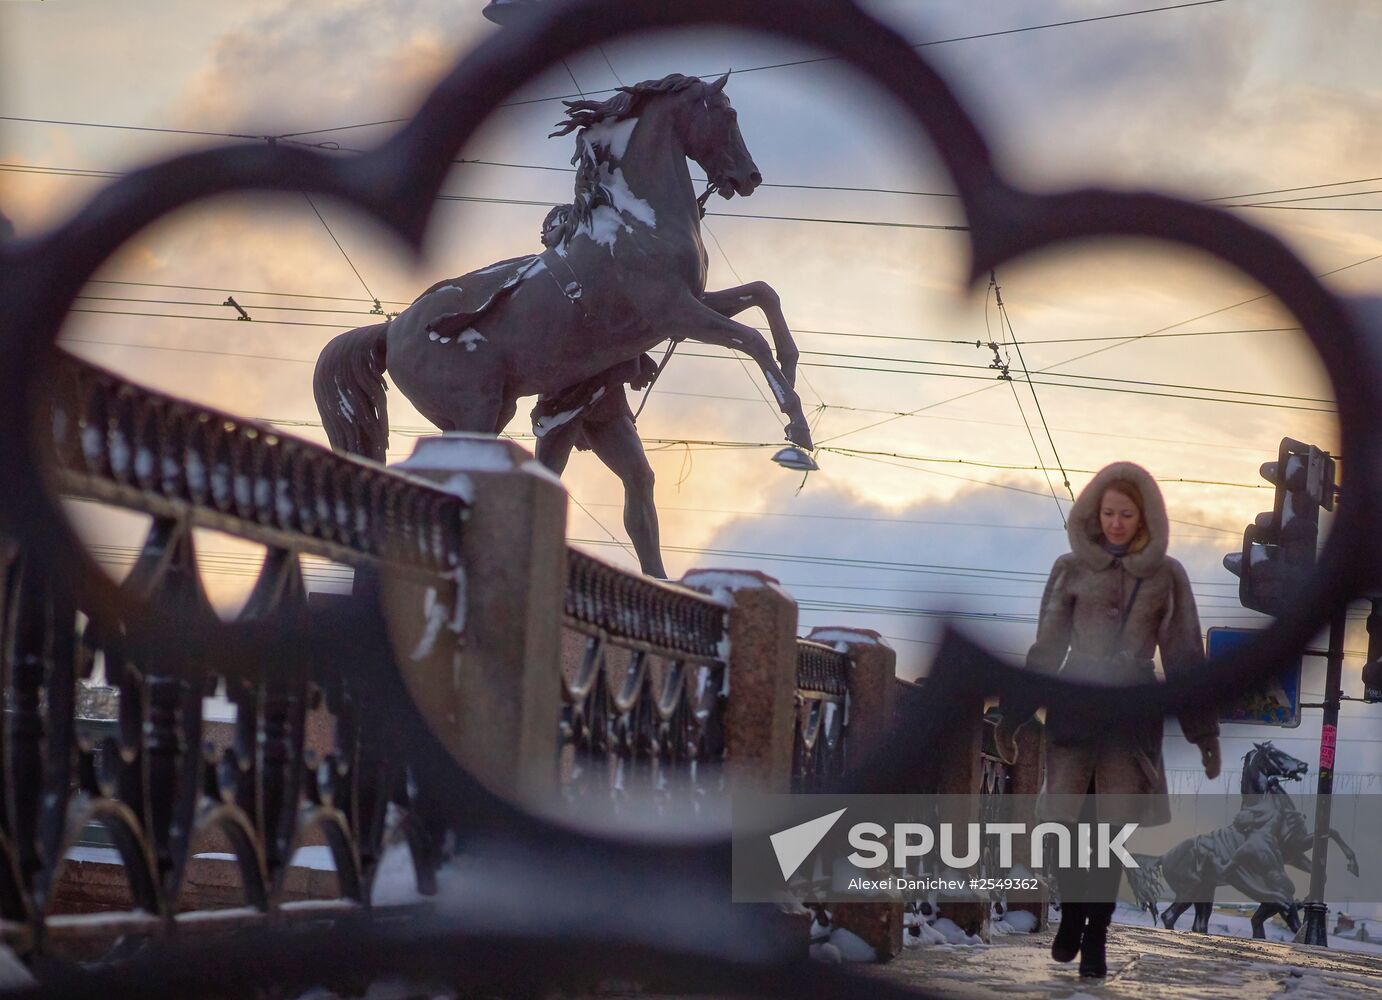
[1198,736,1222,780]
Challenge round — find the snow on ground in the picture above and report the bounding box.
[828,927,878,961]
[1112,900,1382,955]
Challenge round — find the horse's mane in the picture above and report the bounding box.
[546,74,706,246]
[549,73,704,137]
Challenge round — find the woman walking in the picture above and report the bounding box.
[997,462,1222,978]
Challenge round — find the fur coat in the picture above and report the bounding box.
[1023,462,1220,826]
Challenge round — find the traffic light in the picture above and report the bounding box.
[1365,600,1382,704]
[1223,438,1336,616]
[1364,660,1382,704]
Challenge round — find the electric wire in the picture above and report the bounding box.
[301,192,382,309]
[271,1,1227,136]
[813,250,1382,446]
[0,161,969,233]
[829,450,1239,535]
[61,311,1336,412]
[994,273,1074,511]
[991,293,1064,521]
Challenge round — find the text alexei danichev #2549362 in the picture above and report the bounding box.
[845,876,1043,892]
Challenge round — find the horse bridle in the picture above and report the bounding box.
[696,181,719,217]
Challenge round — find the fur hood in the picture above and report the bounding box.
[1067,461,1168,579]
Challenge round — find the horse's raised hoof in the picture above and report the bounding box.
[784,420,814,452]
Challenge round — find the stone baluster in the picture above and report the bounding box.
[805,626,903,961]
[389,434,566,808]
[680,569,797,793]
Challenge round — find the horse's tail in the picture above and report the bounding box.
[1131,852,1163,876]
[314,322,389,462]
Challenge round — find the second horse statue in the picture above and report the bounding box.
[314,72,812,576]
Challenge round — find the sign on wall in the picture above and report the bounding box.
[1208,626,1303,728]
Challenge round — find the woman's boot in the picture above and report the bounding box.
[1078,903,1113,978]
[1050,902,1085,963]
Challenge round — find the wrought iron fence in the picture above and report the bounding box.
[560,549,729,806]
[792,640,850,793]
[0,353,464,960]
[50,354,465,578]
[0,0,1379,993]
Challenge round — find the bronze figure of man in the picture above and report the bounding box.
[530,205,668,578]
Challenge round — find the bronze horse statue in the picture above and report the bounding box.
[1155,741,1359,937]
[313,73,811,474]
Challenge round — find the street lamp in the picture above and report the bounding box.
[771,445,818,472]
[481,0,544,26]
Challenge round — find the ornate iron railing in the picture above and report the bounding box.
[978,712,1015,882]
[0,353,467,960]
[791,640,850,793]
[50,354,465,579]
[560,549,729,805]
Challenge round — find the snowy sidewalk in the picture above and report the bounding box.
[859,923,1382,999]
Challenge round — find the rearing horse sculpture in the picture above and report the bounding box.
[1156,741,1359,937]
[313,73,812,463]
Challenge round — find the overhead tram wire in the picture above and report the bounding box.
[255,404,1271,469]
[274,0,1228,137]
[987,272,1069,525]
[0,160,968,233]
[59,294,1326,409]
[28,156,1382,218]
[0,115,263,140]
[1223,204,1382,214]
[596,45,626,87]
[1220,188,1382,208]
[814,248,1382,447]
[571,502,1241,541]
[565,536,1241,587]
[62,312,1339,416]
[987,286,1063,521]
[300,192,387,313]
[73,294,376,317]
[82,277,410,306]
[62,314,1337,411]
[827,450,1238,536]
[64,291,1336,403]
[1032,251,1382,375]
[69,530,1273,597]
[700,221,828,420]
[45,331,1304,453]
[57,291,1335,403]
[45,257,1315,346]
[994,272,1075,506]
[12,151,1382,226]
[1206,177,1382,203]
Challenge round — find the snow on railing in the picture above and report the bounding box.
[560,549,730,803]
[50,353,466,577]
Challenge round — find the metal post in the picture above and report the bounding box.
[1301,604,1347,946]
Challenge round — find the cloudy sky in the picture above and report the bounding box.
[4,0,1380,779]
